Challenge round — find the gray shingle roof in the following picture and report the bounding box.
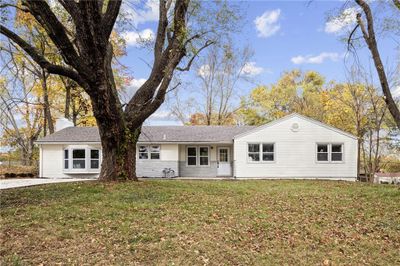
[36,126,256,143]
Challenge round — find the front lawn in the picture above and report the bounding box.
[1,180,399,265]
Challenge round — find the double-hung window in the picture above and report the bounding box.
[150,145,160,159]
[262,144,274,161]
[187,147,197,166]
[138,146,149,159]
[138,145,161,160]
[64,149,69,169]
[199,147,209,166]
[248,143,274,162]
[331,144,343,161]
[72,149,86,169]
[317,144,329,161]
[90,149,100,169]
[186,146,209,166]
[317,143,343,162]
[248,144,260,162]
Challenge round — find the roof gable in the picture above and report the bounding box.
[233,113,358,140]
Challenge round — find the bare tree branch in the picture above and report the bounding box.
[176,40,215,72]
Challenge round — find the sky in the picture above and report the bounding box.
[119,0,399,125]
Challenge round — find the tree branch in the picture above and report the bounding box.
[23,0,86,74]
[394,0,400,11]
[347,24,360,52]
[0,3,29,12]
[0,25,85,86]
[176,40,214,72]
[57,0,80,22]
[355,0,400,129]
[102,0,122,41]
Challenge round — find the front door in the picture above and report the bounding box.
[217,147,231,176]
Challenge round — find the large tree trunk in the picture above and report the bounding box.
[98,125,140,181]
[89,61,142,181]
[0,0,194,182]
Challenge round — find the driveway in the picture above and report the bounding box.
[0,178,95,190]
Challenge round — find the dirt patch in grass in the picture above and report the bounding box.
[1,180,399,265]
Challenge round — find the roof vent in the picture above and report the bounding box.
[163,134,167,140]
[291,122,299,132]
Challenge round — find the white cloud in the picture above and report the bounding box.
[122,0,159,26]
[325,7,358,34]
[122,28,154,47]
[198,64,211,78]
[242,62,264,76]
[120,78,147,103]
[291,52,343,64]
[392,85,400,98]
[254,9,281,38]
[150,110,172,120]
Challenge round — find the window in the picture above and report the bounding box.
[317,144,328,161]
[138,145,160,160]
[138,146,149,159]
[150,145,160,159]
[90,149,100,169]
[187,147,197,166]
[72,149,86,169]
[248,144,260,162]
[219,148,228,162]
[186,146,209,166]
[199,147,209,166]
[331,144,343,161]
[248,143,274,162]
[64,149,69,169]
[316,143,343,162]
[262,144,274,161]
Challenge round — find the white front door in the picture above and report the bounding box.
[217,147,231,176]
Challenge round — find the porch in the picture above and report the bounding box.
[177,144,233,178]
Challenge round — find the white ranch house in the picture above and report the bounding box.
[36,113,358,180]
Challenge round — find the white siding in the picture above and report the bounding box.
[40,143,179,178]
[160,144,179,161]
[136,144,179,177]
[40,144,100,179]
[234,116,357,179]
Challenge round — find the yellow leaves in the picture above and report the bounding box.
[110,31,127,58]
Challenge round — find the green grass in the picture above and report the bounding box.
[1,180,399,265]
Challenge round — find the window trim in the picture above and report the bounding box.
[64,149,69,169]
[330,143,344,163]
[72,149,86,169]
[316,143,329,163]
[247,142,275,163]
[315,143,344,163]
[199,146,210,166]
[137,145,161,160]
[63,147,101,173]
[90,149,100,169]
[186,146,210,167]
[150,145,161,160]
[186,146,198,166]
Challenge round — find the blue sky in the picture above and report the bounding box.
[118,0,400,125]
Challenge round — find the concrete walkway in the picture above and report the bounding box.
[0,178,94,190]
